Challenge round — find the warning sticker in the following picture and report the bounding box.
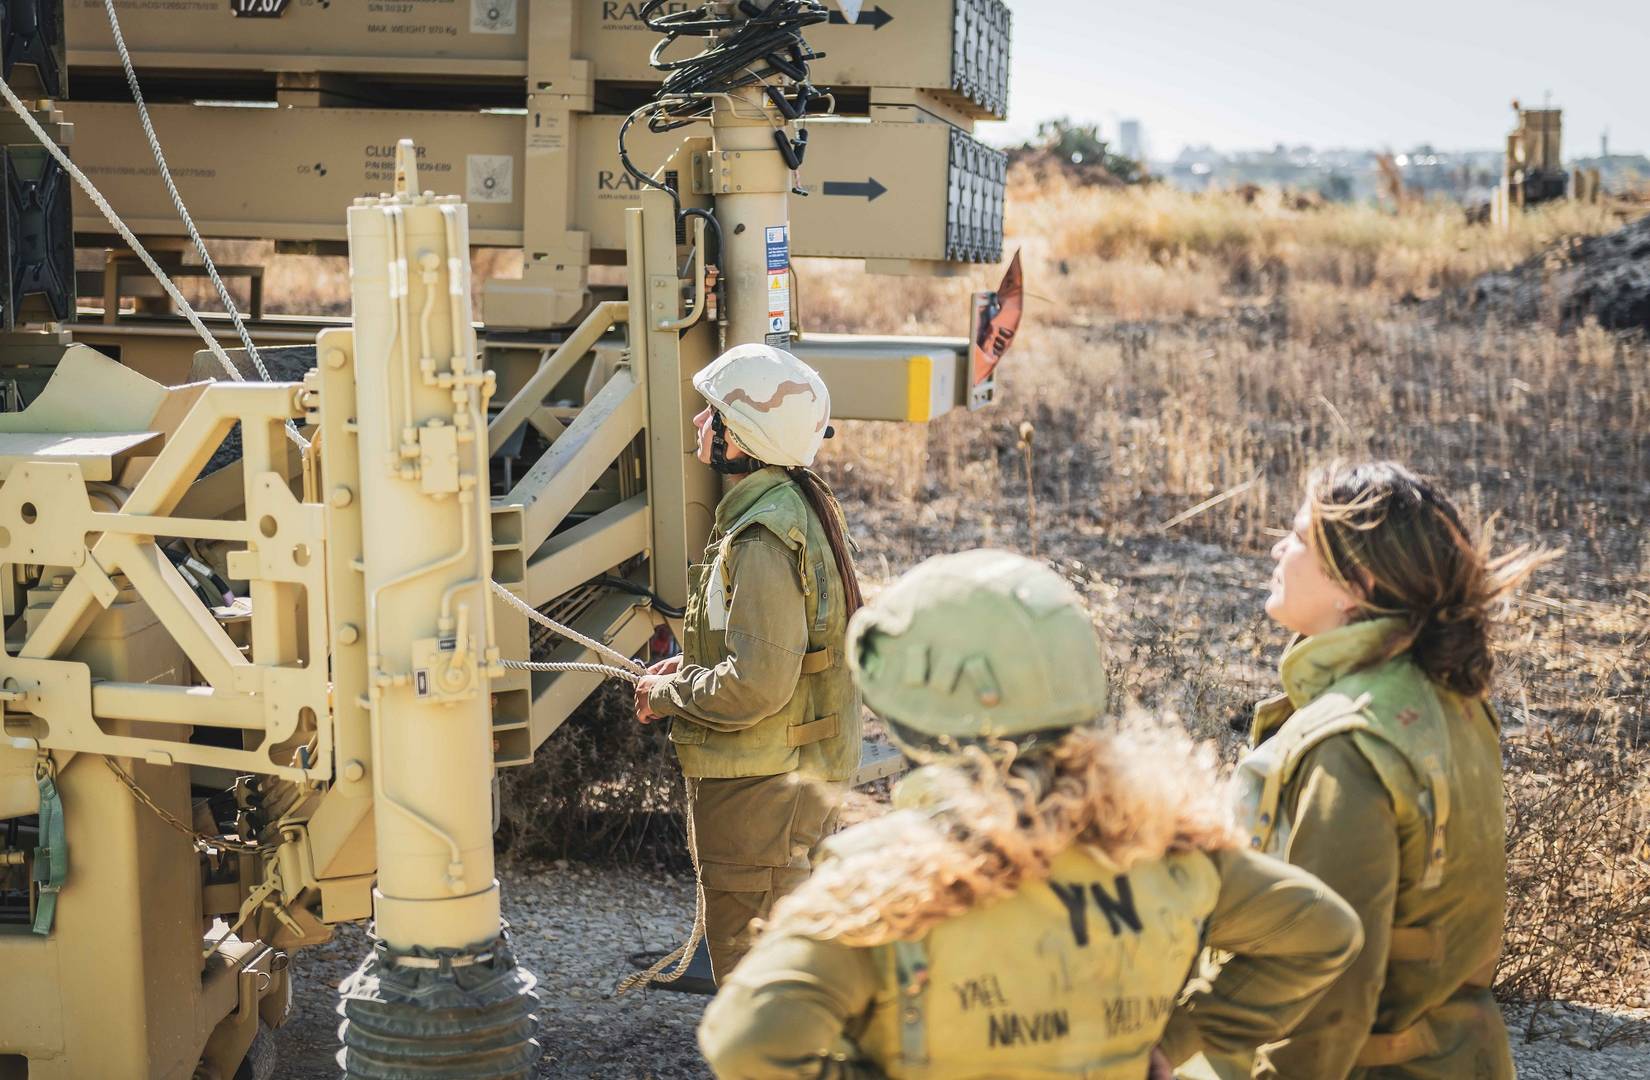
[764,224,792,344]
[467,154,514,203]
[471,0,518,33]
[767,269,791,338]
[765,224,790,272]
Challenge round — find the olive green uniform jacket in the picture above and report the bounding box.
[698,816,1363,1080]
[648,466,861,783]
[1209,618,1514,1079]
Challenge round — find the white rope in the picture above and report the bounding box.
[95,2,307,450]
[498,658,641,685]
[491,585,707,992]
[102,0,267,382]
[489,579,647,676]
[493,585,708,993]
[616,775,708,994]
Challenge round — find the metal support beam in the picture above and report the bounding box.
[501,367,643,557]
[521,493,649,609]
[487,300,626,455]
[527,591,655,752]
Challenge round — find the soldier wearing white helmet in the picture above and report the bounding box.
[636,343,864,983]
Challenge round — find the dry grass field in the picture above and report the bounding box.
[223,170,1648,1034]
[801,173,1650,1032]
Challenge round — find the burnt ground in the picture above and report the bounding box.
[1461,212,1650,332]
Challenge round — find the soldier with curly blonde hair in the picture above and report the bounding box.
[699,549,1365,1079]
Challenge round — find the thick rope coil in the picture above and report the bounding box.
[615,775,708,994]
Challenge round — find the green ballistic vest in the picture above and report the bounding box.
[849,845,1221,1079]
[1231,618,1508,1067]
[670,467,861,782]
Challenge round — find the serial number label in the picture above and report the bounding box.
[230,0,290,16]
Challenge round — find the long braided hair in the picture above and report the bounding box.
[788,465,863,618]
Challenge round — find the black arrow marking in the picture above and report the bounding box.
[827,6,893,29]
[822,177,888,201]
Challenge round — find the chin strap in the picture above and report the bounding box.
[710,412,762,475]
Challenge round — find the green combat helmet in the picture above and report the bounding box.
[847,549,1109,748]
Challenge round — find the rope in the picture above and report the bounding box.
[489,580,647,676]
[94,3,308,450]
[102,0,267,383]
[103,757,262,854]
[492,584,704,993]
[616,775,708,994]
[498,658,641,685]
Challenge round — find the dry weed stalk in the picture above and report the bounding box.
[1018,420,1038,557]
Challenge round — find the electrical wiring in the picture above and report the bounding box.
[616,0,834,220]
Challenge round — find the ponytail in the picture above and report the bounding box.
[788,467,863,618]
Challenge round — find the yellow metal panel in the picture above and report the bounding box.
[794,334,965,423]
[904,354,934,423]
[0,431,159,481]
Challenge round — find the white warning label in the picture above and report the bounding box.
[467,154,514,203]
[767,270,792,337]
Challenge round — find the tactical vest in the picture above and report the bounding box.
[1231,635,1506,1071]
[850,845,1221,1079]
[670,469,861,782]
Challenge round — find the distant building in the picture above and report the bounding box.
[1152,142,1517,205]
[1118,119,1144,162]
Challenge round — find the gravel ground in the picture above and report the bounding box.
[274,864,709,1078]
[273,864,1650,1079]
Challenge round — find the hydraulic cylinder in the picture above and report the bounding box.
[335,141,538,1079]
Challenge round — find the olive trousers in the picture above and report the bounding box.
[689,771,842,984]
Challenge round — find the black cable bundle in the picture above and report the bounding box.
[643,0,832,131]
[618,0,835,209]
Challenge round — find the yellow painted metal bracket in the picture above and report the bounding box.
[0,379,333,782]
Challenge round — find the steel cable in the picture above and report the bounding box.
[0,74,307,449]
[99,0,308,448]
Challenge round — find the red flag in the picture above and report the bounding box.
[971,250,1024,387]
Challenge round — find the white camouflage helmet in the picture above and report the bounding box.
[692,343,832,468]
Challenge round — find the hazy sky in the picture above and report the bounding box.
[975,0,1650,159]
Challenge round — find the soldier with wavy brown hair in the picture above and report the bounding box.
[1181,461,1555,1079]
